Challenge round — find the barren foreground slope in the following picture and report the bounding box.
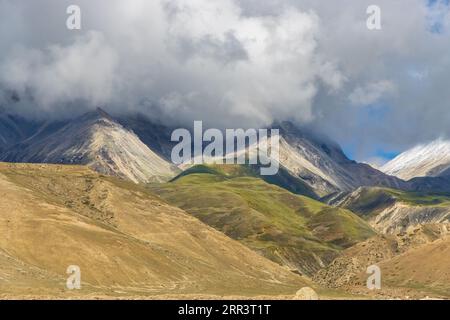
[315,225,450,299]
[0,163,310,299]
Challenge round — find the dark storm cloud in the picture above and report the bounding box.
[0,0,450,161]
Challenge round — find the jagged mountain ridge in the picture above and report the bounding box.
[0,107,448,195]
[176,121,408,196]
[268,123,450,195]
[273,122,407,196]
[0,109,179,183]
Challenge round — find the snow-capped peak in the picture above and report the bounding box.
[381,138,450,180]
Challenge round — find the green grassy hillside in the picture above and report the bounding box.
[150,164,376,276]
[173,164,318,199]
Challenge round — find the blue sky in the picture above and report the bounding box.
[340,0,450,164]
[343,145,399,165]
[428,0,450,33]
[340,102,399,164]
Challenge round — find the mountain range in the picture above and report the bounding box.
[273,122,407,196]
[0,107,449,299]
[1,106,449,227]
[0,107,429,195]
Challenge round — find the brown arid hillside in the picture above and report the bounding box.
[314,224,450,299]
[376,236,450,298]
[1,162,448,300]
[0,163,313,299]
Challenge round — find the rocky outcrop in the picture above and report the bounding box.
[373,203,450,234]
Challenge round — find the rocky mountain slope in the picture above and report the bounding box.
[0,109,179,183]
[116,114,177,161]
[0,162,310,298]
[178,121,407,197]
[274,122,407,196]
[0,112,39,153]
[329,187,450,233]
[381,139,450,180]
[0,108,409,195]
[316,185,450,299]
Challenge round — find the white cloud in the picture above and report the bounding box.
[349,80,396,106]
[0,0,450,158]
[0,0,343,127]
[1,32,118,109]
